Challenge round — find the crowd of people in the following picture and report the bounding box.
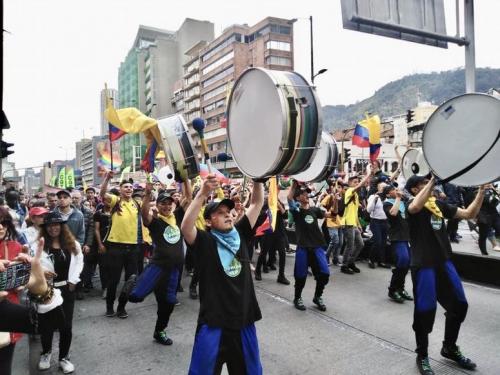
[0,159,499,375]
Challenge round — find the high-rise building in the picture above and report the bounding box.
[193,17,295,174]
[23,168,41,195]
[75,139,92,171]
[100,88,119,136]
[80,140,94,186]
[118,19,214,170]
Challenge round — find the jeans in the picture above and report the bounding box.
[343,226,364,265]
[326,227,342,263]
[369,219,388,264]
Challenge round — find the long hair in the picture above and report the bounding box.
[39,223,78,255]
[0,206,19,241]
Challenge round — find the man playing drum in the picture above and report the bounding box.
[287,180,331,312]
[405,175,485,375]
[181,175,264,375]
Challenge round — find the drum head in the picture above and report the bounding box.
[157,166,174,186]
[228,69,288,178]
[292,132,337,182]
[423,93,500,186]
[402,148,430,180]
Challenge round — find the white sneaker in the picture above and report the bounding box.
[59,358,75,374]
[493,245,500,252]
[38,352,52,370]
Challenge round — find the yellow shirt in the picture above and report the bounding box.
[320,195,341,228]
[343,188,360,227]
[107,195,140,244]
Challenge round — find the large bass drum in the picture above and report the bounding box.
[292,132,338,182]
[423,93,500,186]
[401,148,430,180]
[227,68,322,178]
[157,114,200,181]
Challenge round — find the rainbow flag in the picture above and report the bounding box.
[98,149,122,172]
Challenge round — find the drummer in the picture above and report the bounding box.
[405,175,485,375]
[287,180,331,312]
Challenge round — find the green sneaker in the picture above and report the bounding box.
[416,355,435,375]
[399,289,413,301]
[293,297,306,311]
[154,331,173,346]
[388,290,404,303]
[441,345,477,370]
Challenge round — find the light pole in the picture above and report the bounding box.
[288,16,328,84]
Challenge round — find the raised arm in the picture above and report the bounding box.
[287,179,298,201]
[389,190,403,216]
[454,186,485,220]
[181,174,219,245]
[245,180,264,228]
[408,177,435,214]
[142,182,154,226]
[99,170,114,205]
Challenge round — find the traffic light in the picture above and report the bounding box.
[343,148,351,163]
[1,141,14,159]
[406,109,415,123]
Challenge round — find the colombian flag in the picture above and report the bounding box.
[255,177,278,236]
[352,124,370,147]
[140,139,158,173]
[353,114,381,162]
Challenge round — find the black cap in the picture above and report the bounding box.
[382,184,396,196]
[56,189,71,198]
[405,175,429,194]
[156,192,174,203]
[85,187,96,193]
[203,199,235,220]
[294,186,311,199]
[43,211,66,225]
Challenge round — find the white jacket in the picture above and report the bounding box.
[36,241,83,285]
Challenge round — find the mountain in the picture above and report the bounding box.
[322,68,500,130]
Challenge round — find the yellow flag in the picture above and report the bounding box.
[104,106,158,134]
[268,176,278,231]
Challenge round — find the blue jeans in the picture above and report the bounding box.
[326,227,342,263]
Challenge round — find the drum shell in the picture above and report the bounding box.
[157,114,200,181]
[227,67,322,178]
[422,93,500,186]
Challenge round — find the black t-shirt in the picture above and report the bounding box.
[193,215,262,330]
[48,248,71,282]
[290,203,326,248]
[94,210,111,240]
[406,200,457,267]
[146,213,184,269]
[383,200,410,242]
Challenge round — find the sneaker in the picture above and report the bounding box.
[254,271,262,281]
[38,352,52,371]
[312,296,327,311]
[332,258,339,266]
[177,284,184,293]
[106,307,115,317]
[293,297,306,311]
[116,308,128,319]
[262,266,269,274]
[440,345,477,370]
[388,290,405,303]
[368,261,376,269]
[189,286,198,299]
[277,275,290,285]
[348,263,361,273]
[121,274,137,297]
[59,358,75,374]
[493,245,500,252]
[399,289,414,301]
[268,264,277,271]
[378,262,391,269]
[153,331,173,346]
[416,355,435,375]
[174,299,181,306]
[101,289,107,300]
[340,266,355,275]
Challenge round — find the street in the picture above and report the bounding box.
[13,225,500,375]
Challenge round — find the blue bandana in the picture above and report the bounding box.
[210,228,241,271]
[386,198,406,216]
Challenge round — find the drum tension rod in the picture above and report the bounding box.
[280,146,319,150]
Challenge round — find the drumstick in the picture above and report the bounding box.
[192,117,212,173]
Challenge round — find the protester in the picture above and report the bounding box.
[37,211,83,373]
[320,182,344,266]
[22,206,49,256]
[55,190,85,246]
[477,184,500,255]
[47,192,58,211]
[366,182,390,269]
[84,187,99,211]
[405,175,485,375]
[93,200,112,299]
[181,174,264,374]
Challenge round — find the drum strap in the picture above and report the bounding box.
[440,128,500,184]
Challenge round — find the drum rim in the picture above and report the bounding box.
[227,67,290,178]
[292,131,337,182]
[401,148,429,180]
[422,93,500,186]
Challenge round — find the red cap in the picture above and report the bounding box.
[29,207,49,217]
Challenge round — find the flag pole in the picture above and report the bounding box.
[104,83,114,172]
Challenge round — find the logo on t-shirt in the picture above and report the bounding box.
[430,214,442,231]
[163,226,181,244]
[224,257,242,278]
[304,215,314,224]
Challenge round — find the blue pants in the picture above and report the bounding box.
[294,247,330,299]
[189,324,262,375]
[369,219,388,263]
[388,241,410,292]
[129,263,179,332]
[411,261,468,356]
[326,228,342,263]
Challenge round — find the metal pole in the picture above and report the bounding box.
[464,0,476,93]
[310,16,315,84]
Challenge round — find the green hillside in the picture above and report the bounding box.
[322,68,500,130]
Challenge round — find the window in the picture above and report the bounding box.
[203,99,226,114]
[184,73,199,87]
[202,66,234,88]
[266,56,292,66]
[270,24,291,35]
[266,40,291,51]
[202,34,241,62]
[202,52,234,75]
[203,83,229,101]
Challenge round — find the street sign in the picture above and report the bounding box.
[341,0,453,48]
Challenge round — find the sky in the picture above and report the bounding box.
[4,0,500,170]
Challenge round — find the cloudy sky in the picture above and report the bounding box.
[4,0,500,170]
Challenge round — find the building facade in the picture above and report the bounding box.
[100,88,119,136]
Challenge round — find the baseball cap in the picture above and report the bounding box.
[56,189,71,198]
[293,186,311,198]
[405,175,429,194]
[156,192,175,203]
[43,211,66,225]
[203,199,235,220]
[29,207,49,217]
